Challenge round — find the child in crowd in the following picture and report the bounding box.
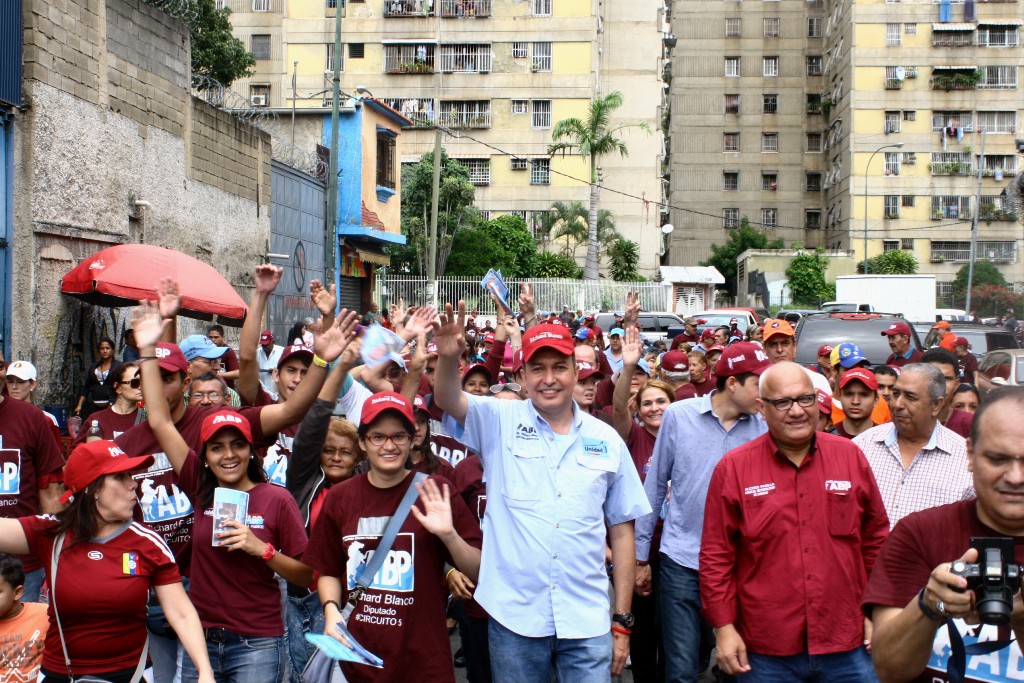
[0,554,48,682]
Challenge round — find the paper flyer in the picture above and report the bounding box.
[212,487,249,547]
[360,323,407,369]
[481,268,513,315]
[305,624,384,668]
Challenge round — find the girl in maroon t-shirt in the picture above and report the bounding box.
[72,362,141,447]
[306,391,482,683]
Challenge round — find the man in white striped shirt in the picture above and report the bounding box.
[852,363,974,527]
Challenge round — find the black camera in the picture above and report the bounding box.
[949,537,1023,625]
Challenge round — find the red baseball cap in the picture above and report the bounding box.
[839,367,878,392]
[816,389,832,415]
[817,344,834,358]
[510,348,524,374]
[482,333,495,344]
[413,394,429,415]
[154,342,188,374]
[708,345,725,353]
[700,328,716,340]
[762,319,795,341]
[360,391,415,427]
[880,321,913,337]
[61,441,155,504]
[200,410,254,445]
[522,323,575,363]
[259,330,274,345]
[278,344,314,369]
[576,360,604,381]
[715,342,772,377]
[661,350,689,373]
[953,336,971,349]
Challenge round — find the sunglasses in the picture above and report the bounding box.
[489,382,522,394]
[118,377,142,389]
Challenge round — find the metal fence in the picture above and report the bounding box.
[375,276,669,317]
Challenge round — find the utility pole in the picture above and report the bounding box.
[326,5,343,295]
[425,3,444,306]
[290,60,298,147]
[966,130,986,315]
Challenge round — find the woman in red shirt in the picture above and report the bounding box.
[73,361,141,446]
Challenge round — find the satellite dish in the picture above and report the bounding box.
[894,66,906,81]
[661,223,675,235]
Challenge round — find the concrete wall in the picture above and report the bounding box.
[11,0,272,407]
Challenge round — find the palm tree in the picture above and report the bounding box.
[548,92,649,281]
[537,202,622,261]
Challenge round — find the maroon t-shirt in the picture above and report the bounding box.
[626,423,663,558]
[71,407,139,447]
[429,432,472,468]
[885,349,924,367]
[674,383,698,401]
[411,454,454,482]
[594,377,615,411]
[959,354,979,384]
[943,409,974,439]
[863,499,1023,683]
[221,347,239,389]
[304,472,482,683]
[178,450,308,636]
[451,455,488,620]
[115,405,267,570]
[691,375,716,397]
[20,515,179,676]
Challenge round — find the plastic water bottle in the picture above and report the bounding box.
[86,420,102,442]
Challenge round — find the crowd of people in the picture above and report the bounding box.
[0,267,1022,683]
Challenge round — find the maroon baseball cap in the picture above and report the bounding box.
[817,344,834,358]
[816,389,832,415]
[522,324,575,363]
[155,342,188,374]
[200,410,254,445]
[278,344,314,369]
[462,363,494,385]
[413,394,429,415]
[708,345,725,353]
[482,333,495,344]
[715,342,772,377]
[880,321,912,337]
[661,350,689,373]
[953,336,971,350]
[700,328,716,340]
[839,367,878,391]
[576,360,604,381]
[259,330,274,345]
[361,391,415,427]
[61,441,155,504]
[510,348,524,374]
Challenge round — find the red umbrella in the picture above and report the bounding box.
[60,244,248,326]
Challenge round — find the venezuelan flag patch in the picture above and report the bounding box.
[122,552,139,576]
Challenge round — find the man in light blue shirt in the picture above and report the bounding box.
[635,341,770,682]
[604,327,625,374]
[433,303,651,682]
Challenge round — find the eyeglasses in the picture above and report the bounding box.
[191,392,224,401]
[117,377,142,389]
[195,357,221,367]
[365,432,411,447]
[761,394,817,411]
[489,383,522,394]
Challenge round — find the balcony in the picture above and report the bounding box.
[932,34,975,47]
[439,0,492,15]
[438,110,491,128]
[929,162,973,175]
[930,72,981,90]
[383,0,433,16]
[884,78,903,89]
[384,45,436,73]
[980,209,1020,221]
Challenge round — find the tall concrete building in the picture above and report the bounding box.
[219,0,666,277]
[666,0,1024,297]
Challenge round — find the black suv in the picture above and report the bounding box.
[917,323,1019,359]
[793,313,924,367]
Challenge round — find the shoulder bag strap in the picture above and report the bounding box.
[352,473,427,598]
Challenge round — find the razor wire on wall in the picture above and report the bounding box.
[141,0,199,22]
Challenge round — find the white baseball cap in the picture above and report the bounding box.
[7,361,38,382]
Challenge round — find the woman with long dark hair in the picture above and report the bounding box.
[73,362,141,445]
[74,337,117,418]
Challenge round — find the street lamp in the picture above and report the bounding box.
[863,143,904,273]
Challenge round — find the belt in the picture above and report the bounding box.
[203,628,247,643]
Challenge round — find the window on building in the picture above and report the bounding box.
[253,0,271,11]
[725,57,740,77]
[886,23,902,46]
[904,23,916,34]
[762,173,778,190]
[512,42,528,58]
[439,44,492,73]
[376,132,397,189]
[806,172,822,191]
[762,133,779,152]
[807,56,823,76]
[439,100,491,127]
[531,43,552,71]
[530,158,550,185]
[723,208,739,228]
[764,18,780,37]
[326,0,339,8]
[931,111,973,132]
[251,35,272,60]
[762,94,778,114]
[807,17,823,37]
[806,132,822,152]
[806,210,821,229]
[458,158,491,185]
[250,84,270,107]
[511,100,528,115]
[883,239,900,252]
[348,43,365,59]
[885,111,900,133]
[884,152,901,175]
[931,195,972,219]
[384,44,435,73]
[511,157,528,170]
[761,208,778,228]
[725,94,740,113]
[725,18,741,37]
[532,0,552,15]
[902,195,916,207]
[977,25,1018,48]
[976,111,1017,133]
[724,133,740,152]
[325,43,343,72]
[903,110,916,120]
[884,195,900,218]
[763,56,779,76]
[723,172,739,190]
[979,66,1018,89]
[381,98,434,124]
[901,238,914,249]
[531,100,551,128]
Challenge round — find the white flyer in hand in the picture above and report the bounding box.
[212,487,249,546]
[360,323,406,369]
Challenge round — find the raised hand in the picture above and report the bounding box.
[310,279,337,320]
[403,305,438,340]
[337,336,363,371]
[156,278,181,320]
[253,264,283,295]
[390,298,408,328]
[433,302,467,359]
[503,315,522,346]
[623,291,641,329]
[409,478,455,540]
[131,300,170,349]
[518,283,536,321]
[313,309,361,362]
[622,323,643,367]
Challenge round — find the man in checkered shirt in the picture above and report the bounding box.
[853,363,974,528]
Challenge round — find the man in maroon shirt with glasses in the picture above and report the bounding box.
[699,361,890,681]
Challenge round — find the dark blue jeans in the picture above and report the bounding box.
[488,618,611,683]
[742,647,878,682]
[180,632,284,683]
[22,567,45,603]
[660,556,702,683]
[285,591,324,683]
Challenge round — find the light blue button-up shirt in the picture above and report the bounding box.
[635,392,767,569]
[459,394,651,639]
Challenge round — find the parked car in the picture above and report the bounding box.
[975,348,1024,394]
[775,309,820,325]
[665,308,764,340]
[793,313,924,368]
[918,323,1018,360]
[593,311,684,343]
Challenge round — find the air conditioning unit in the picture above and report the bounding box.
[251,95,268,106]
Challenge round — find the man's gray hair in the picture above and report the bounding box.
[900,363,946,403]
[663,370,690,383]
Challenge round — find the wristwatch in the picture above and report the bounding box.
[612,613,635,630]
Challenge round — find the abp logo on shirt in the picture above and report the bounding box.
[0,440,22,496]
[344,533,415,593]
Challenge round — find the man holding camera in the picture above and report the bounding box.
[865,387,1024,682]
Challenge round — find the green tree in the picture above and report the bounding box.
[549,92,650,281]
[952,262,1007,299]
[786,250,833,307]
[856,250,919,275]
[480,215,538,278]
[189,0,255,87]
[608,240,646,281]
[531,252,583,279]
[701,218,785,298]
[444,226,506,276]
[536,202,621,261]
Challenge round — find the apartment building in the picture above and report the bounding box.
[219,0,665,277]
[666,0,1024,294]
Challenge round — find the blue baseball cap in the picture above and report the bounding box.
[179,335,229,362]
[609,328,625,337]
[636,358,651,376]
[834,342,869,369]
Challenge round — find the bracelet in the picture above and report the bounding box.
[611,626,632,636]
[917,588,945,622]
[312,354,329,368]
[445,568,457,582]
[636,560,649,567]
[322,599,341,615]
[261,542,277,562]
[138,357,158,362]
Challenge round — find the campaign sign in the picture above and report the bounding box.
[928,620,1024,681]
[135,453,193,523]
[0,443,21,496]
[344,532,415,593]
